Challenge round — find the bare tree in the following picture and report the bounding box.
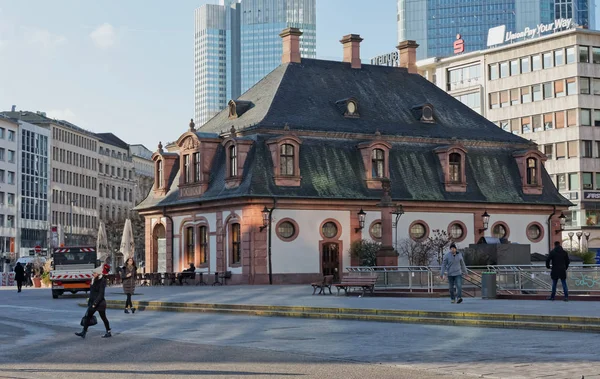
[425,229,453,264]
[397,238,435,266]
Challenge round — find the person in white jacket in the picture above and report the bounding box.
[440,243,468,304]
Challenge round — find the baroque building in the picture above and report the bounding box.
[137,29,570,284]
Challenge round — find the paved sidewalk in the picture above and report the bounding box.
[103,284,599,318]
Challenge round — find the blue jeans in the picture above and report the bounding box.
[448,275,463,300]
[550,278,568,299]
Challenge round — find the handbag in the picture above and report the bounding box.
[80,308,98,327]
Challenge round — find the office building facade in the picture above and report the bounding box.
[417,28,600,252]
[194,0,316,125]
[0,116,19,261]
[398,0,595,60]
[17,120,51,258]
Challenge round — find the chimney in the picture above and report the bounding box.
[340,34,363,69]
[397,40,419,74]
[11,105,16,112]
[279,27,303,64]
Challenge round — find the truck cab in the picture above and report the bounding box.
[50,247,98,299]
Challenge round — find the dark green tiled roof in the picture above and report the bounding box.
[135,137,571,210]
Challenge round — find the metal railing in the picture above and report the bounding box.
[345,264,600,294]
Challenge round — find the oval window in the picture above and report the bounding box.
[278,221,295,239]
[527,224,541,240]
[370,222,382,239]
[322,222,338,238]
[410,223,426,240]
[449,223,464,239]
[493,224,507,238]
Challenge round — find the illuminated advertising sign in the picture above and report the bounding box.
[487,18,574,47]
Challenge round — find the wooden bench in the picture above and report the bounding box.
[311,275,334,295]
[334,273,378,297]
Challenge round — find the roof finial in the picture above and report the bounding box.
[158,141,163,153]
[374,129,381,137]
[284,123,290,131]
[189,118,195,131]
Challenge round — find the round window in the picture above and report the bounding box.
[527,224,541,240]
[410,223,426,240]
[278,221,295,239]
[322,222,338,238]
[370,222,382,239]
[493,224,507,238]
[449,223,464,239]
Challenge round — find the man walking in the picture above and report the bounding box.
[440,243,468,304]
[546,241,570,301]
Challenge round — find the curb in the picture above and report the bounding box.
[80,300,600,334]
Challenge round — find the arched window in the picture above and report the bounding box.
[449,153,461,183]
[99,184,103,197]
[185,227,194,265]
[198,226,208,264]
[184,154,191,183]
[229,145,238,177]
[112,186,115,199]
[194,152,201,182]
[371,149,384,178]
[99,205,103,219]
[118,187,122,200]
[280,144,295,176]
[526,158,537,185]
[157,160,163,188]
[231,223,241,264]
[129,189,133,202]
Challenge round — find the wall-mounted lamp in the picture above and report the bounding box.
[391,204,404,228]
[556,212,567,233]
[479,211,490,232]
[355,208,366,232]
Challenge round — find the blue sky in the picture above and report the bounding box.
[0,0,396,150]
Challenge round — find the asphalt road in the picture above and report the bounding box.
[0,287,599,379]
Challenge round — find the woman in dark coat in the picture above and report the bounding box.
[122,258,137,314]
[14,263,25,293]
[76,264,112,338]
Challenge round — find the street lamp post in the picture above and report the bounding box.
[260,199,277,285]
[69,200,77,245]
[391,205,404,250]
[568,232,574,252]
[576,231,583,252]
[584,232,591,252]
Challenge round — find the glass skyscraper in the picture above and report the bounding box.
[194,0,316,126]
[398,0,596,60]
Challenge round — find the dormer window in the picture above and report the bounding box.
[228,100,253,119]
[267,135,303,186]
[358,141,391,189]
[336,97,360,118]
[513,149,546,195]
[229,145,238,177]
[413,103,435,123]
[280,144,295,176]
[527,158,537,185]
[371,149,385,178]
[434,144,467,192]
[228,102,236,119]
[449,153,461,183]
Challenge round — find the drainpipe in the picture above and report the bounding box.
[162,207,175,272]
[547,205,556,252]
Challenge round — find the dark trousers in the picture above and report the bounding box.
[550,278,569,299]
[84,301,111,332]
[125,293,133,309]
[16,280,23,292]
[26,274,33,287]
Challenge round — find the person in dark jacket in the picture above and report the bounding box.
[121,258,137,314]
[546,241,570,301]
[14,263,25,293]
[76,264,112,338]
[25,263,33,287]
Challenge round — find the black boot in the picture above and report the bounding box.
[124,308,129,314]
[75,330,87,338]
[131,308,136,314]
[102,330,112,338]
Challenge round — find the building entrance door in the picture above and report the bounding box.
[322,242,340,281]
